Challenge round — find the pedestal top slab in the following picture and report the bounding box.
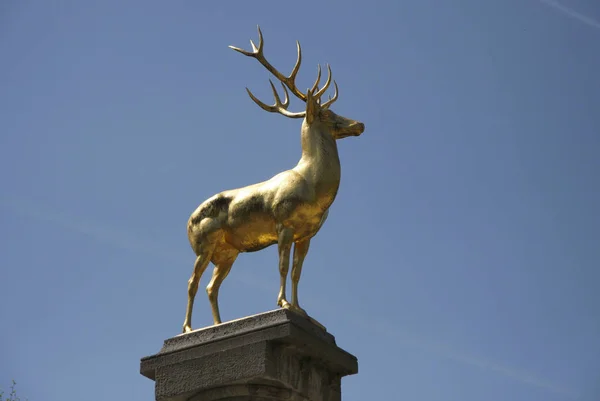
[140,309,357,381]
[164,309,335,354]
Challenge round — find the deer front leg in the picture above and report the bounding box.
[290,239,310,316]
[276,225,294,309]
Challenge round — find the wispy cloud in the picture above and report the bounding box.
[537,0,600,30]
[358,317,579,398]
[1,194,578,399]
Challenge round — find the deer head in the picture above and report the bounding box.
[229,26,365,140]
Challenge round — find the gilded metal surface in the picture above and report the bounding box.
[182,26,364,333]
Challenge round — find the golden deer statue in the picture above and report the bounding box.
[182,27,365,333]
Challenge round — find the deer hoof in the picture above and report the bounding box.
[278,299,292,309]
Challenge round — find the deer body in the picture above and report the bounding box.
[182,27,364,333]
[189,120,341,251]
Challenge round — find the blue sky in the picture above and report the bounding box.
[1,1,599,400]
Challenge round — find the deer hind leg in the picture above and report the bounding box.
[206,246,239,325]
[290,239,310,316]
[182,245,214,333]
[276,225,294,309]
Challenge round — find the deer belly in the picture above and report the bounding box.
[223,209,325,252]
[224,212,278,252]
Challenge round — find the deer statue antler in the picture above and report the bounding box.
[245,79,306,118]
[229,25,338,115]
[229,26,306,101]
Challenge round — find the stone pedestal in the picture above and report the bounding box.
[140,309,358,401]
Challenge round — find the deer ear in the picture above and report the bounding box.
[305,89,319,124]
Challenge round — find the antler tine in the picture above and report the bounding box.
[288,40,302,90]
[314,64,332,100]
[229,26,307,102]
[310,64,321,94]
[245,79,305,119]
[272,79,289,109]
[320,80,338,109]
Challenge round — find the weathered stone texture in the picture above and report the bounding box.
[140,309,358,401]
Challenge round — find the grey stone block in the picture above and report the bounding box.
[140,309,358,401]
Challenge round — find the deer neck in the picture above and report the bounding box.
[294,121,341,208]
